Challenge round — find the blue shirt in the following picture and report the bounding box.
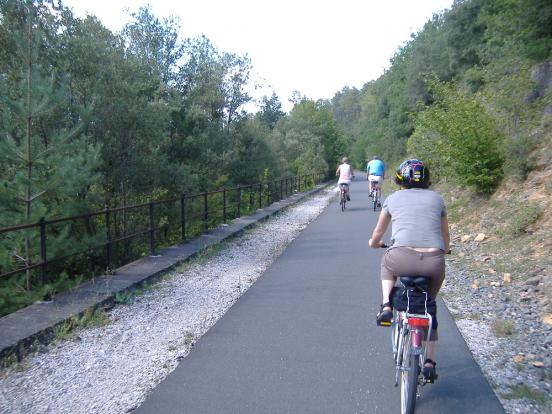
[367,159,385,176]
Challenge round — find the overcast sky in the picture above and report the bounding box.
[63,0,454,111]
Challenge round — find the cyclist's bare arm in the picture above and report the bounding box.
[442,215,450,252]
[369,211,391,248]
[335,165,340,176]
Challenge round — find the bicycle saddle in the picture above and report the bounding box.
[399,276,430,291]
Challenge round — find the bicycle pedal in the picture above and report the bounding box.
[422,374,438,384]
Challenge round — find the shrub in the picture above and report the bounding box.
[409,80,504,194]
[491,317,516,337]
[501,202,542,237]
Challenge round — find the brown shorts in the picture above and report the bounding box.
[381,247,445,299]
[382,247,445,340]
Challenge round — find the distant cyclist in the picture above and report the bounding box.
[368,159,450,382]
[366,156,385,206]
[336,157,355,200]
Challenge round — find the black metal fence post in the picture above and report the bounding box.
[203,192,208,232]
[258,183,262,209]
[105,208,113,271]
[39,217,48,285]
[223,188,227,223]
[180,194,186,242]
[149,202,156,255]
[266,182,270,205]
[237,186,241,218]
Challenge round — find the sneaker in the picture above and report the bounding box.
[377,202,381,207]
[422,359,438,383]
[346,195,350,201]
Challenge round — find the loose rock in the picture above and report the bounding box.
[524,276,542,286]
[474,233,487,242]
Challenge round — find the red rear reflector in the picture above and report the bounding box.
[408,317,430,327]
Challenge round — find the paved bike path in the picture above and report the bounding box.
[135,179,504,413]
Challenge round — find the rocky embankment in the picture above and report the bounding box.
[442,230,552,413]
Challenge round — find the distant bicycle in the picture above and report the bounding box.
[369,180,381,211]
[372,188,380,211]
[339,183,349,211]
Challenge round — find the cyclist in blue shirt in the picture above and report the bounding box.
[366,156,385,206]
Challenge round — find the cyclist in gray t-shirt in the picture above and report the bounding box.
[369,159,450,382]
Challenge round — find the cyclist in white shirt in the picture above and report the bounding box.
[336,157,355,200]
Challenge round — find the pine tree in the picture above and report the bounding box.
[0,1,100,310]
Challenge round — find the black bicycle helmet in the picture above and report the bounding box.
[395,159,430,188]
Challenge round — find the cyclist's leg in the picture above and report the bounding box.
[377,250,397,323]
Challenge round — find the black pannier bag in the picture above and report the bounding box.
[391,283,438,329]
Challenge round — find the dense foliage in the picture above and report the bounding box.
[0,0,551,314]
[330,0,551,188]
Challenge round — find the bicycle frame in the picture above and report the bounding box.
[392,295,433,413]
[339,184,348,211]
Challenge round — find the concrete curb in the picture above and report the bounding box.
[0,183,332,363]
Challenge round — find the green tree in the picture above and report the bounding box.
[272,99,345,177]
[0,1,100,294]
[408,80,504,193]
[257,92,285,130]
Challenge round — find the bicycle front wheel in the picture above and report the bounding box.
[400,343,418,414]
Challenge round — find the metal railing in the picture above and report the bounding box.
[0,173,324,289]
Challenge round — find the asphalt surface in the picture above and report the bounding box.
[135,178,504,414]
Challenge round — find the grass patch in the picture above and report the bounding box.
[0,353,26,372]
[499,202,542,238]
[75,308,110,329]
[503,384,549,406]
[196,242,226,264]
[53,319,75,341]
[53,308,110,342]
[114,290,135,305]
[491,317,516,337]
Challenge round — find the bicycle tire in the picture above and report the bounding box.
[373,192,378,211]
[340,192,346,211]
[400,339,418,414]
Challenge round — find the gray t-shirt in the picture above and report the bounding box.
[382,188,447,250]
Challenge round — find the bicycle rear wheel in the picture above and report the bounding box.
[340,192,346,211]
[400,341,418,414]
